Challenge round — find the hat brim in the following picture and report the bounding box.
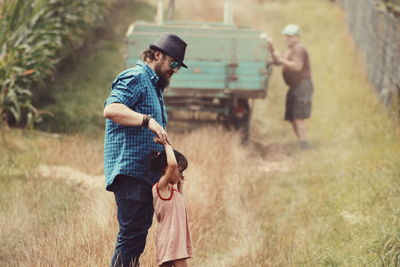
[150,44,188,68]
[281,31,298,36]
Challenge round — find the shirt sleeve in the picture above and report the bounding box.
[104,73,144,108]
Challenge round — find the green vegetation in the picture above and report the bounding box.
[378,0,400,17]
[36,0,155,135]
[0,0,117,128]
[0,1,154,265]
[251,0,400,265]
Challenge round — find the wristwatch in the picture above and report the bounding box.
[142,114,152,128]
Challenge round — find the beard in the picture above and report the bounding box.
[157,74,170,91]
[154,64,172,90]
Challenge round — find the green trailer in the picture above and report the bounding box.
[125,4,272,139]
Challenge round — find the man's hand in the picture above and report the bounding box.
[148,118,171,145]
[272,50,281,59]
[271,50,283,66]
[267,38,275,53]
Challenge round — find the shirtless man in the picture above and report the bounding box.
[269,24,314,149]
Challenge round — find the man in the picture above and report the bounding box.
[269,24,314,149]
[103,32,188,267]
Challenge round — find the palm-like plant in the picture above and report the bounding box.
[0,0,114,128]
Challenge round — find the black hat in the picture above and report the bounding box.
[150,33,188,68]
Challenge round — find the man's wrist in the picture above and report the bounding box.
[141,114,152,128]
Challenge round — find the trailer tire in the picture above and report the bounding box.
[229,98,250,142]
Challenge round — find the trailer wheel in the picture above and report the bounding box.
[229,98,251,142]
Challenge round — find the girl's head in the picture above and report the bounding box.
[149,149,188,183]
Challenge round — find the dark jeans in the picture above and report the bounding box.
[110,175,154,267]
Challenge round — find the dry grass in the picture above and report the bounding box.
[0,131,114,266]
[1,126,284,266]
[141,127,274,267]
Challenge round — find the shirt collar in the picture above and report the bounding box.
[136,60,159,85]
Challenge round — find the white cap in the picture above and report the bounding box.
[281,24,300,36]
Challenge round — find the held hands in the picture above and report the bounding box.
[154,136,171,146]
[148,118,171,145]
[153,136,166,145]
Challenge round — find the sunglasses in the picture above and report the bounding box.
[166,56,182,71]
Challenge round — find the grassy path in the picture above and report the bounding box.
[247,1,400,265]
[158,0,400,265]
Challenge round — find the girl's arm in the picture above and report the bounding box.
[157,144,179,195]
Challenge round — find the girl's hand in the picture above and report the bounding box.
[154,137,166,145]
[148,118,171,145]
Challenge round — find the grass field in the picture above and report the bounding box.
[1,0,400,266]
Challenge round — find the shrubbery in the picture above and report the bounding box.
[0,0,117,128]
[377,0,400,18]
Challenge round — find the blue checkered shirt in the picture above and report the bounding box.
[104,61,168,190]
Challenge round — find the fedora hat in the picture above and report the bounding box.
[150,32,188,68]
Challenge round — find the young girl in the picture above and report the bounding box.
[150,140,193,267]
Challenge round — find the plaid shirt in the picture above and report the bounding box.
[104,61,168,190]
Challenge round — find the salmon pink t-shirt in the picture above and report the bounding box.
[152,183,193,266]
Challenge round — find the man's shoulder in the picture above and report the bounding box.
[117,66,145,80]
[113,66,148,88]
[292,43,307,53]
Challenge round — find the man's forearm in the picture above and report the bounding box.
[271,53,281,65]
[103,103,144,126]
[104,103,171,144]
[281,58,302,72]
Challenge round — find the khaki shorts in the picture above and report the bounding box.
[285,79,314,121]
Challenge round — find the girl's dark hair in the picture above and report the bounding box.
[149,149,188,175]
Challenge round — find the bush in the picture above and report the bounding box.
[377,0,400,18]
[0,0,117,128]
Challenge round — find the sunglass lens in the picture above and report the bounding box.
[170,61,181,70]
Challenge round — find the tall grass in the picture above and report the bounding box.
[0,127,266,266]
[0,130,106,266]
